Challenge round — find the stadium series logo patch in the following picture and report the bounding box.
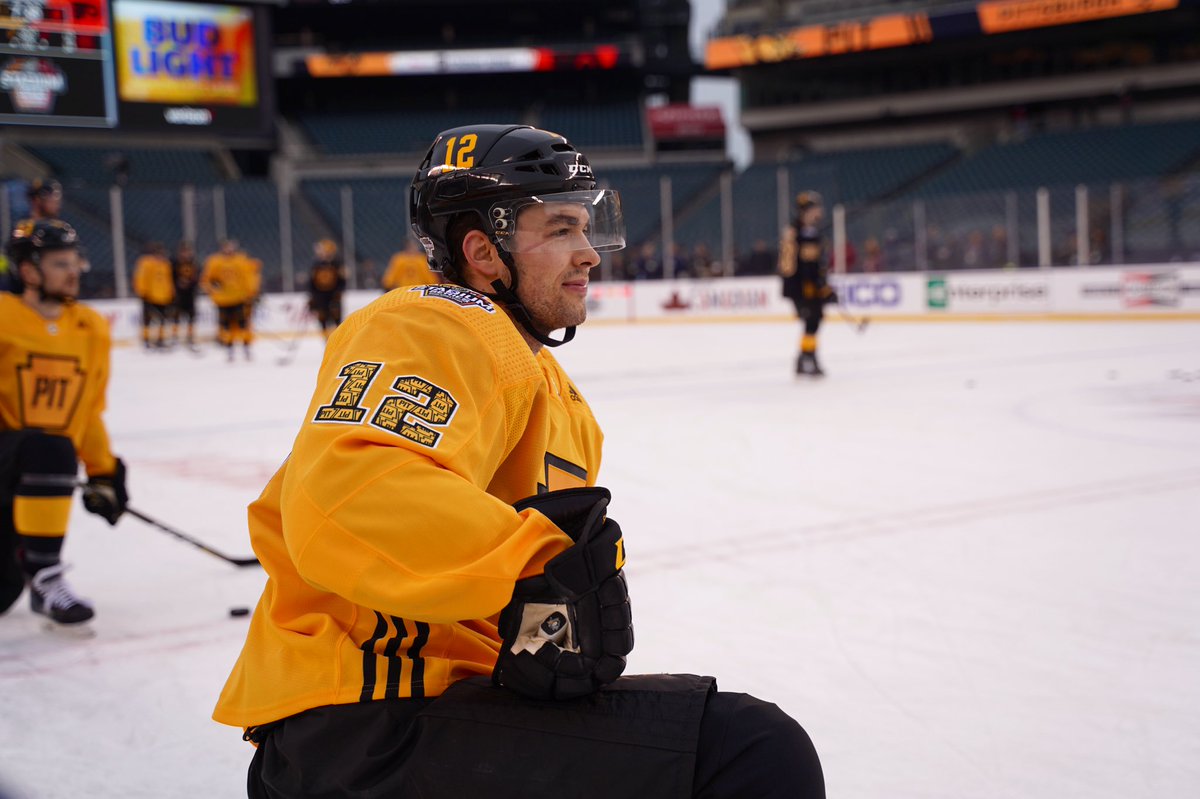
[410,285,495,313]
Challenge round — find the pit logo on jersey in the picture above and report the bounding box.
[410,284,495,313]
[17,354,86,431]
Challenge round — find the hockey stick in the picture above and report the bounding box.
[125,507,260,567]
[834,303,869,333]
[275,308,312,366]
[275,332,304,367]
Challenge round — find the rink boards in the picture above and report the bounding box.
[88,263,1200,342]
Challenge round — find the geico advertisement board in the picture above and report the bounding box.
[925,271,1051,313]
[1054,265,1200,313]
[828,274,924,314]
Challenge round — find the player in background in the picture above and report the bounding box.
[132,242,175,350]
[200,239,258,362]
[3,179,64,294]
[779,191,837,377]
[170,241,201,351]
[214,125,824,798]
[381,236,438,291]
[306,238,346,341]
[243,254,263,352]
[0,220,129,627]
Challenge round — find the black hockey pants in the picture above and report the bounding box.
[247,675,824,798]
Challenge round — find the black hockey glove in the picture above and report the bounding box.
[823,288,839,305]
[494,487,634,701]
[82,458,128,526]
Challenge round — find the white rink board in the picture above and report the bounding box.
[1054,264,1200,314]
[85,264,1200,343]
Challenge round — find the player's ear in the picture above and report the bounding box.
[460,229,505,289]
[18,261,40,287]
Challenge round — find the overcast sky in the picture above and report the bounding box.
[685,0,753,166]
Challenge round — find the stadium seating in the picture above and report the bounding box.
[912,120,1200,196]
[297,109,522,155]
[300,177,412,281]
[27,147,224,186]
[222,181,284,291]
[673,142,959,257]
[57,188,120,298]
[599,161,726,248]
[538,101,645,150]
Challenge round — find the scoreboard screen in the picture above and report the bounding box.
[112,0,270,135]
[0,0,117,127]
[1,0,271,136]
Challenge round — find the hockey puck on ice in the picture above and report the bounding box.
[229,606,251,617]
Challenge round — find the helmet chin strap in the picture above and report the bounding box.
[486,251,576,348]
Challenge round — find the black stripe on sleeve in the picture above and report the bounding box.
[358,611,389,702]
[407,622,431,699]
[384,616,409,700]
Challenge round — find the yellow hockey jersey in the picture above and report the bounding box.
[0,293,116,476]
[214,284,604,728]
[382,252,438,290]
[132,254,175,305]
[201,252,258,307]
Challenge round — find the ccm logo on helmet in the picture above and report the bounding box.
[567,156,592,179]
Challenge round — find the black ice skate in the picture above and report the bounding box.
[30,564,95,626]
[796,352,825,377]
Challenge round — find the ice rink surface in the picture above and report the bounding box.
[2,316,1198,798]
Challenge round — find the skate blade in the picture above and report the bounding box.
[39,618,96,638]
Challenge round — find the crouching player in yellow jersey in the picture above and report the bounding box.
[0,220,128,627]
[214,126,824,798]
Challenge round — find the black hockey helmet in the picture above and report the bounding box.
[10,218,79,266]
[795,191,822,212]
[6,219,82,296]
[27,177,63,201]
[410,124,624,280]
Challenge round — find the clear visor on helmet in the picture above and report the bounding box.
[492,189,625,255]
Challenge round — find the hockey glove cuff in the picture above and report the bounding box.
[494,487,634,700]
[83,457,128,526]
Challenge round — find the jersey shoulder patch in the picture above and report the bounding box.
[407,284,495,313]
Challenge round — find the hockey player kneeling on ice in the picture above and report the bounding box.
[214,125,825,798]
[0,220,129,627]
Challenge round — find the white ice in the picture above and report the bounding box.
[2,317,1198,798]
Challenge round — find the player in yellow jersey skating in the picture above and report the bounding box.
[0,220,129,628]
[215,126,823,798]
